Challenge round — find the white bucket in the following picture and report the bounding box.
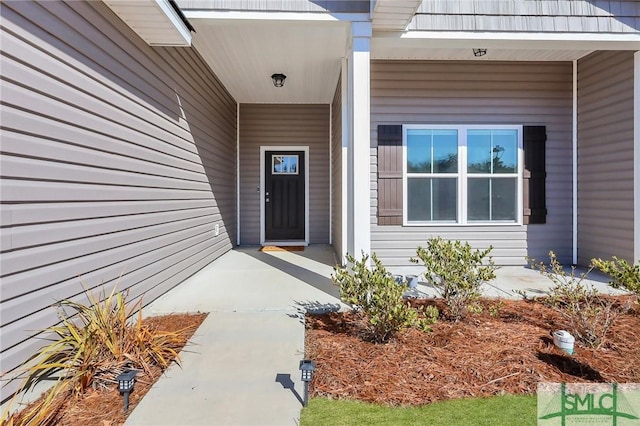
[553,330,575,355]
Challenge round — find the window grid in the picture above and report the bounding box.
[403,125,523,226]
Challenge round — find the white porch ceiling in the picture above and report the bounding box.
[372,43,593,61]
[372,31,640,61]
[189,18,349,103]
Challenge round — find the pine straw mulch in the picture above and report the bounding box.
[8,313,207,426]
[305,297,640,406]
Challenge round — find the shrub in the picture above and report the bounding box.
[332,253,436,342]
[410,237,497,321]
[529,252,630,349]
[591,256,640,299]
[2,286,189,426]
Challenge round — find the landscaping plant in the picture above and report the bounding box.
[529,252,631,348]
[1,286,189,426]
[332,253,437,343]
[592,256,640,300]
[410,237,497,321]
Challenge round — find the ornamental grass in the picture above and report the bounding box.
[2,285,190,426]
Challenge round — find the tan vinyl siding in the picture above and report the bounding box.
[371,60,573,266]
[331,76,343,262]
[238,104,330,245]
[0,0,236,399]
[411,0,640,33]
[577,51,635,264]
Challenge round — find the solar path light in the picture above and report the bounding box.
[299,359,316,407]
[117,369,137,412]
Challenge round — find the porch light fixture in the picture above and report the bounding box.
[299,359,316,407]
[473,48,487,57]
[271,73,286,87]
[117,369,137,412]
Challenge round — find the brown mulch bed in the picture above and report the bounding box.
[7,313,207,426]
[305,297,640,406]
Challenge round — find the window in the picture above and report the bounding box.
[404,125,522,225]
[272,155,298,174]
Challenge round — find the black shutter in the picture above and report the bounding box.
[523,126,547,224]
[377,125,403,225]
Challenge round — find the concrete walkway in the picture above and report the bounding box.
[125,246,624,426]
[125,246,347,426]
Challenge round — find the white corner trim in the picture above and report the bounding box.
[329,104,333,245]
[236,103,241,246]
[259,146,310,246]
[572,59,578,265]
[634,51,640,263]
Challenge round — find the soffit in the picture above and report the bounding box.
[372,0,422,31]
[189,19,349,103]
[371,44,592,61]
[372,30,640,61]
[103,0,192,46]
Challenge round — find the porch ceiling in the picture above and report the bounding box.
[372,35,594,61]
[371,43,593,61]
[188,18,349,103]
[373,31,640,61]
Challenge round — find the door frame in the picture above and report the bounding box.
[260,146,310,246]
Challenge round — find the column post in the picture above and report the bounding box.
[346,21,372,260]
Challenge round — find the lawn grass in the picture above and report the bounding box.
[300,394,537,426]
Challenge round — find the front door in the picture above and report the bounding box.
[264,150,305,241]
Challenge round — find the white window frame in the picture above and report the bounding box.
[402,124,523,226]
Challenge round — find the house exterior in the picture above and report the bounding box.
[1,0,639,400]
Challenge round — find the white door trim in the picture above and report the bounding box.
[260,146,310,246]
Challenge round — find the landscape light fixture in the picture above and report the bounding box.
[271,73,287,87]
[117,369,137,412]
[473,48,487,57]
[299,359,316,407]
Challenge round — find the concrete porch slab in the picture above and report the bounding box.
[126,245,346,426]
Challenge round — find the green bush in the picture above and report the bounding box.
[592,256,640,298]
[332,253,436,342]
[529,252,630,348]
[410,237,497,321]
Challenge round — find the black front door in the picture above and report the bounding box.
[265,151,305,241]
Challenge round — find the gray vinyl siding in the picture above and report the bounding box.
[411,0,640,33]
[370,60,573,266]
[238,104,330,245]
[331,77,343,262]
[0,0,236,399]
[176,0,369,13]
[577,51,635,265]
